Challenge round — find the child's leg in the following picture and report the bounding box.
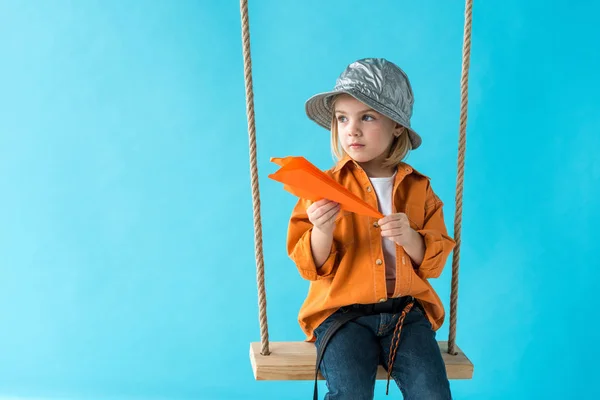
[314,312,380,400]
[379,307,452,400]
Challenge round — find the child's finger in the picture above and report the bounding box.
[317,200,339,216]
[378,216,394,226]
[309,199,334,213]
[378,218,396,228]
[315,205,339,227]
[320,203,341,222]
[381,228,404,237]
[315,199,336,207]
[378,213,406,226]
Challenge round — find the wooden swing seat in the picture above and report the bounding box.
[250,341,474,381]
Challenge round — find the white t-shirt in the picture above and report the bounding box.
[370,173,397,296]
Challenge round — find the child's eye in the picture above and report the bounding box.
[337,115,348,123]
[363,114,375,121]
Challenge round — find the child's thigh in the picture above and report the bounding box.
[379,308,451,399]
[314,314,380,397]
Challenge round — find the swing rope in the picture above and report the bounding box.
[448,0,473,356]
[239,0,473,358]
[240,0,270,357]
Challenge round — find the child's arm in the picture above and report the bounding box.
[401,230,426,266]
[379,181,456,278]
[310,225,336,268]
[413,183,456,279]
[286,198,341,281]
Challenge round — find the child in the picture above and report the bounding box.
[286,58,455,400]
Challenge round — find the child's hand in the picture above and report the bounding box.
[307,199,341,235]
[378,213,419,247]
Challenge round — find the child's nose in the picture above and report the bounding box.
[347,121,361,136]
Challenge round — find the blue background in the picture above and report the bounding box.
[1,1,598,399]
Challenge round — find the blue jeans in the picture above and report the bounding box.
[314,305,452,400]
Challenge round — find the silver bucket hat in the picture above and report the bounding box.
[305,58,422,149]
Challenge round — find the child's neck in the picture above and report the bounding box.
[359,161,396,178]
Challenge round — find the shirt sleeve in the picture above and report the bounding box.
[286,198,340,281]
[414,182,456,279]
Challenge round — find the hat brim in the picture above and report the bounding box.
[305,88,422,150]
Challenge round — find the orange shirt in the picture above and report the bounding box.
[286,155,456,341]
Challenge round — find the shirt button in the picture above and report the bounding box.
[375,259,383,265]
[379,298,386,303]
[366,186,372,192]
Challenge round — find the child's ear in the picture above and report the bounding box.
[394,125,405,137]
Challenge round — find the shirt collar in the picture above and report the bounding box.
[332,153,428,179]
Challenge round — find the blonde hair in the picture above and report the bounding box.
[329,95,412,168]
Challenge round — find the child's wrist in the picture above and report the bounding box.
[314,226,334,237]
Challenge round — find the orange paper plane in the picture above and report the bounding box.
[268,156,383,219]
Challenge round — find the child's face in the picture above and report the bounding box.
[334,94,400,171]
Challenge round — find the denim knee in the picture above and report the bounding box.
[321,376,375,400]
[401,376,452,400]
